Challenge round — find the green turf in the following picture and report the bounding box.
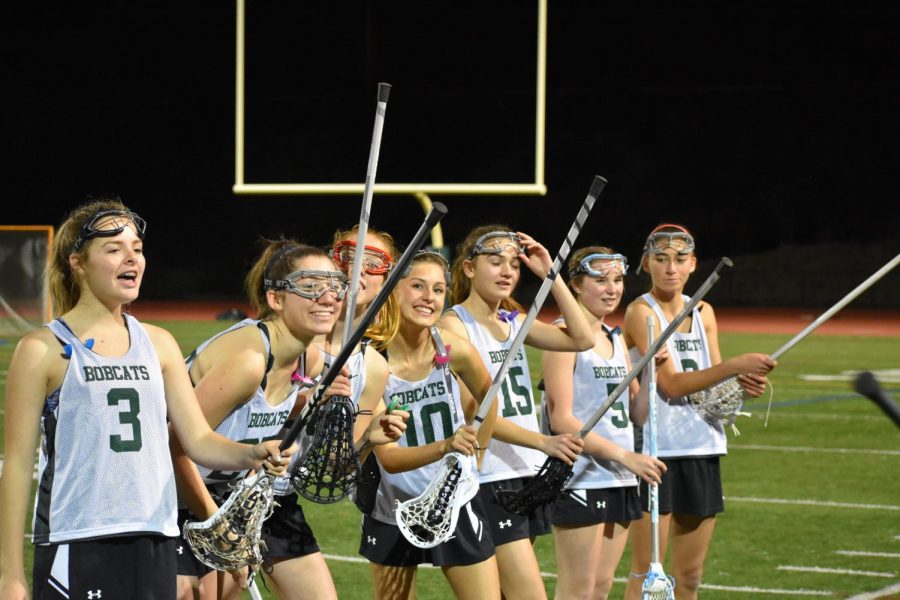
[2,323,899,598]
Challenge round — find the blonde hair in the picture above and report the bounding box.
[244,239,329,319]
[49,197,130,316]
[449,224,524,312]
[368,252,449,352]
[329,226,402,348]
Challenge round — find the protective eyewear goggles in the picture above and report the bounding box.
[468,231,525,259]
[72,209,147,253]
[265,269,348,300]
[331,240,393,276]
[569,253,629,279]
[642,231,695,256]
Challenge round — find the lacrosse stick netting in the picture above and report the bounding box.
[642,317,675,599]
[498,257,734,516]
[182,470,276,571]
[290,395,360,503]
[397,175,606,548]
[183,203,448,569]
[688,252,900,430]
[395,452,480,548]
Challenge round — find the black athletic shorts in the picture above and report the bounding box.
[175,508,213,577]
[551,486,642,527]
[262,492,321,561]
[639,455,724,517]
[359,494,494,568]
[478,477,552,546]
[33,534,176,599]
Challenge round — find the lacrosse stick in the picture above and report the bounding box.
[498,257,734,515]
[854,371,900,428]
[184,203,448,568]
[396,175,607,549]
[289,202,448,503]
[642,317,675,599]
[690,252,900,430]
[343,82,391,346]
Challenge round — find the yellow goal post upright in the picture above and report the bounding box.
[0,225,54,336]
[231,0,549,252]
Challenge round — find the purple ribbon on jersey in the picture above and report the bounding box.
[498,309,520,323]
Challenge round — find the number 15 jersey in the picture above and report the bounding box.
[449,305,544,484]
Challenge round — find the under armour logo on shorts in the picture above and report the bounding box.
[87,591,103,600]
[367,536,377,545]
[498,519,513,529]
[596,500,606,510]
[177,545,184,555]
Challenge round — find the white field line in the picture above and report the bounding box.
[321,554,832,595]
[727,496,900,511]
[760,412,885,422]
[847,582,900,600]
[801,368,900,384]
[778,565,895,578]
[836,550,900,558]
[730,444,900,457]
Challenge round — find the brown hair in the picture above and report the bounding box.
[49,197,131,316]
[449,224,524,312]
[566,245,619,293]
[244,239,330,319]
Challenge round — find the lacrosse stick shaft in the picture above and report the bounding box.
[579,257,733,436]
[471,175,606,428]
[769,253,900,360]
[855,371,900,428]
[281,201,448,451]
[343,82,392,346]
[647,317,661,565]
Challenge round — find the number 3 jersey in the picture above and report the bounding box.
[449,305,544,484]
[542,322,637,490]
[34,316,178,544]
[631,293,726,457]
[370,357,465,525]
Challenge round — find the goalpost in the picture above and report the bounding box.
[0,226,53,336]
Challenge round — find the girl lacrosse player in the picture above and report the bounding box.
[360,250,503,599]
[622,224,775,600]
[440,226,595,600]
[172,239,406,600]
[0,199,294,600]
[244,226,399,600]
[541,247,667,599]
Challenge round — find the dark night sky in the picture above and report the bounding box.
[4,2,899,304]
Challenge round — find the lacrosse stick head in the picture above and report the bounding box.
[182,471,276,571]
[290,395,360,504]
[496,456,573,516]
[687,375,750,429]
[641,562,676,600]
[396,452,479,549]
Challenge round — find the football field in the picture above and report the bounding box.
[1,321,898,599]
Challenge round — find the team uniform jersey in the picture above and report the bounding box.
[631,293,726,457]
[448,305,544,483]
[34,315,178,544]
[541,322,637,490]
[185,319,300,489]
[369,347,466,525]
